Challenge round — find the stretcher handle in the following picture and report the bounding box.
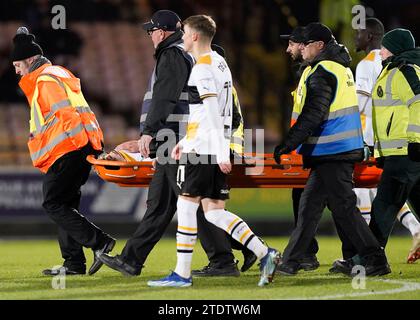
[105,173,137,179]
[87,154,378,169]
[86,155,154,168]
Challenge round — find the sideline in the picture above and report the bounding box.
[289,279,420,300]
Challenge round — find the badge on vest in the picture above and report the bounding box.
[377,85,384,97]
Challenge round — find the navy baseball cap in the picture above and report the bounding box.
[142,10,181,32]
[280,26,306,43]
[302,22,333,44]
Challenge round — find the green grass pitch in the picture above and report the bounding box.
[0,236,419,300]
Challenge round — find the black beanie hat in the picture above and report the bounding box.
[11,27,43,61]
[382,28,415,55]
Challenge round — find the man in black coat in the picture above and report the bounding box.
[280,26,320,271]
[97,10,194,276]
[97,11,252,277]
[274,23,390,277]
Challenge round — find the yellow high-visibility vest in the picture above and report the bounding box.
[290,65,312,126]
[372,63,420,157]
[298,60,363,156]
[230,86,244,155]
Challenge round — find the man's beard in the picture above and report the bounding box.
[292,54,302,62]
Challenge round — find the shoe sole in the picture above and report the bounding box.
[299,264,320,271]
[365,266,391,277]
[88,239,116,276]
[147,281,192,287]
[104,260,138,277]
[328,263,352,276]
[121,269,140,277]
[352,265,391,277]
[366,269,391,277]
[330,270,351,276]
[98,255,140,277]
[277,270,298,276]
[328,267,350,275]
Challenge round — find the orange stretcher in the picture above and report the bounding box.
[87,154,382,189]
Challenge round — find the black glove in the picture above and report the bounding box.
[408,143,420,162]
[375,156,385,169]
[273,144,291,164]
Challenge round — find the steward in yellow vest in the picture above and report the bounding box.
[12,27,115,276]
[274,23,388,276]
[370,28,420,261]
[372,40,420,160]
[274,28,364,167]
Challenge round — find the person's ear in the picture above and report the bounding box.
[192,32,198,42]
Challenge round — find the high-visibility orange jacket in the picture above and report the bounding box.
[19,63,104,173]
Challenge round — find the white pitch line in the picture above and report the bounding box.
[287,279,420,300]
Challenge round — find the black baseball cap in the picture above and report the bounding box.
[302,22,333,44]
[280,26,305,43]
[142,10,181,32]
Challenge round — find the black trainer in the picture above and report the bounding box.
[276,261,300,276]
[88,237,116,275]
[241,248,257,272]
[298,255,320,271]
[361,252,391,277]
[42,266,85,276]
[98,254,142,276]
[329,259,354,275]
[192,262,240,277]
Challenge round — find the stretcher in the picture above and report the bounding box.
[87,154,382,189]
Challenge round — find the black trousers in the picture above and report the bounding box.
[292,188,319,258]
[370,156,420,248]
[121,162,238,269]
[42,145,109,270]
[282,161,382,263]
[121,163,179,269]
